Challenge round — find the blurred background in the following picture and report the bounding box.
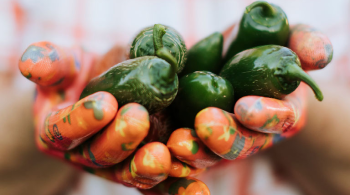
[0,0,349,195]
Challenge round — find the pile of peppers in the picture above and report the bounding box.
[78,1,333,193]
[82,1,327,127]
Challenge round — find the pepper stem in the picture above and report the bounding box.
[246,1,276,17]
[285,65,324,101]
[153,24,178,80]
[156,48,178,79]
[153,24,166,52]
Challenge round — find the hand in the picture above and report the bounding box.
[18,42,172,191]
[145,23,332,194]
[18,22,333,195]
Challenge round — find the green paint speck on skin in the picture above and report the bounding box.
[25,72,32,79]
[191,141,199,154]
[168,179,196,195]
[121,142,134,151]
[261,114,280,129]
[121,106,132,116]
[137,105,147,112]
[204,126,213,140]
[67,104,74,125]
[190,128,198,138]
[230,126,235,134]
[84,101,104,120]
[129,156,135,173]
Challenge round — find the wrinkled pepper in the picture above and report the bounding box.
[224,1,289,63]
[130,24,187,73]
[220,45,323,101]
[170,71,234,128]
[80,25,179,114]
[179,32,223,77]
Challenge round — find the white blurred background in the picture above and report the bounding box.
[0,0,349,194]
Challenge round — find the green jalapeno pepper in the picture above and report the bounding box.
[80,25,179,114]
[223,1,289,64]
[220,45,323,101]
[130,24,187,73]
[179,32,223,77]
[170,71,234,128]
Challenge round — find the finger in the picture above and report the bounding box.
[169,157,205,178]
[235,83,308,134]
[288,24,333,71]
[67,103,150,168]
[115,142,171,189]
[195,107,275,160]
[167,128,221,169]
[139,177,210,195]
[19,41,80,89]
[39,92,118,151]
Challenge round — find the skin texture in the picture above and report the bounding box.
[194,83,306,160]
[179,32,224,77]
[223,1,289,64]
[39,92,118,151]
[18,42,173,191]
[234,95,298,134]
[169,157,205,178]
[19,42,78,88]
[13,20,334,194]
[167,128,221,169]
[288,24,334,71]
[114,142,172,189]
[68,103,150,168]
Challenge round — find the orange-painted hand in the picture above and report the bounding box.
[18,42,172,190]
[19,22,333,195]
[153,23,333,195]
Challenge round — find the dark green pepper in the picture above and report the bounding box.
[130,24,187,73]
[220,45,323,101]
[170,71,234,128]
[179,32,223,77]
[80,25,179,114]
[223,1,289,64]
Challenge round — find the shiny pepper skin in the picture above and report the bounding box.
[220,45,323,101]
[80,56,179,114]
[224,1,289,64]
[179,32,224,77]
[170,71,234,128]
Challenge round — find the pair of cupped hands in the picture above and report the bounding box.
[18,23,331,194]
